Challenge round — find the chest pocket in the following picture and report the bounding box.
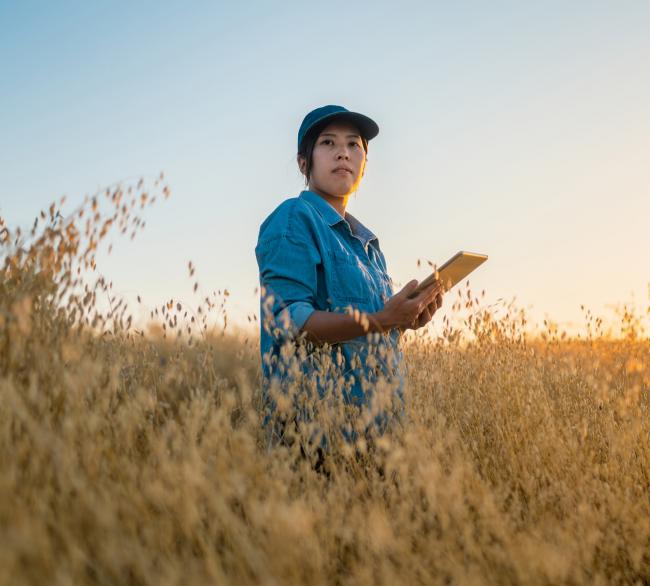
[327,250,370,305]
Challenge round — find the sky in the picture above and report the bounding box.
[2,1,649,336]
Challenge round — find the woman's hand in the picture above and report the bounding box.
[407,289,443,331]
[374,279,443,333]
[300,280,443,345]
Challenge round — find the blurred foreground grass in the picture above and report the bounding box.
[1,182,648,585]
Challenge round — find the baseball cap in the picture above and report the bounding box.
[297,105,379,152]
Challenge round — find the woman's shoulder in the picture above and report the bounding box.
[257,194,318,243]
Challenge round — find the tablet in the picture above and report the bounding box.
[408,251,488,298]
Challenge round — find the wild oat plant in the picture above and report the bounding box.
[1,182,648,586]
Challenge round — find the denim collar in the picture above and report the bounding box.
[299,190,378,248]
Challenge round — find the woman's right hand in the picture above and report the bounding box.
[374,279,443,332]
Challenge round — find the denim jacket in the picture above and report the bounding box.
[255,190,405,436]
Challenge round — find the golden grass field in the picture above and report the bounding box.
[1,181,649,585]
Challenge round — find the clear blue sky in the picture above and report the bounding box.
[2,1,649,334]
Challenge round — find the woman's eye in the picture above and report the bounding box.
[320,139,361,148]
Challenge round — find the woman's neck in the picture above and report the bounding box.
[308,186,350,217]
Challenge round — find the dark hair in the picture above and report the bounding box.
[297,123,369,186]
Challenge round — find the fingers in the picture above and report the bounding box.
[417,287,442,312]
[429,281,443,298]
[400,279,420,298]
[424,292,441,313]
[413,291,434,313]
[419,307,432,327]
[401,279,441,304]
[414,299,440,330]
[418,281,442,304]
[413,293,436,316]
[398,280,444,330]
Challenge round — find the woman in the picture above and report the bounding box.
[255,105,443,447]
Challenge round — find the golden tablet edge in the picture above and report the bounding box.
[409,251,488,298]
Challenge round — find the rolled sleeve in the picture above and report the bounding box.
[255,232,320,337]
[285,300,316,330]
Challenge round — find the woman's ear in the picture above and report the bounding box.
[297,154,306,175]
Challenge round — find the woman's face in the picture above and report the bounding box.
[300,121,366,198]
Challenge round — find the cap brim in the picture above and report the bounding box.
[306,110,379,143]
